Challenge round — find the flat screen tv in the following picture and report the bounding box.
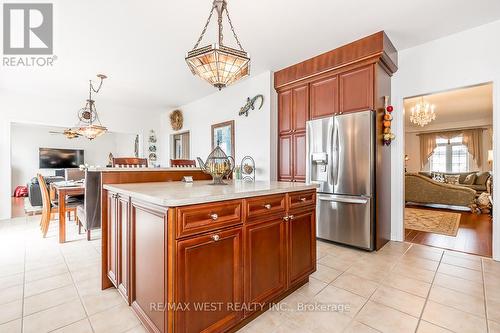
[39,148,84,169]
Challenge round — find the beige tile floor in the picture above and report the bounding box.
[1,215,500,333]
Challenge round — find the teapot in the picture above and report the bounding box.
[197,146,235,185]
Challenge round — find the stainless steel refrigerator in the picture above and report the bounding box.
[306,110,375,250]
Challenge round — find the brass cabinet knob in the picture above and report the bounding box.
[263,204,272,210]
[289,215,295,220]
[300,197,307,202]
[210,213,218,221]
[211,234,220,241]
[283,216,289,222]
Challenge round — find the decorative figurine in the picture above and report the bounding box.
[239,95,264,117]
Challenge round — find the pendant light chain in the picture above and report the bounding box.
[193,6,216,50]
[225,7,244,51]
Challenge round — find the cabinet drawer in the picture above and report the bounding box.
[244,194,286,221]
[176,200,242,238]
[288,191,316,210]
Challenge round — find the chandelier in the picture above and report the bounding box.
[410,97,436,127]
[185,0,250,90]
[75,74,108,140]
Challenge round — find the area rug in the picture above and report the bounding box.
[404,208,461,236]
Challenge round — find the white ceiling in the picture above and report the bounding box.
[404,83,493,129]
[2,0,500,112]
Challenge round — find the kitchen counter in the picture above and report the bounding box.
[102,179,317,333]
[103,180,317,207]
[87,167,200,172]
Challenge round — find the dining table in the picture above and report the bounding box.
[50,183,85,243]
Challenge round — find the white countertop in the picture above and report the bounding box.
[103,180,318,207]
[87,167,201,172]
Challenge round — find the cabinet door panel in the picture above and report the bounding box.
[245,218,286,310]
[279,135,293,181]
[131,203,167,333]
[340,65,374,113]
[278,90,292,134]
[117,196,130,304]
[310,76,338,119]
[292,85,309,132]
[288,210,316,286]
[107,192,118,287]
[176,228,243,333]
[293,132,306,182]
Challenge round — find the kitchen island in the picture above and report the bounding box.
[102,180,317,333]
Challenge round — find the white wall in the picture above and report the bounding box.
[391,19,500,260]
[160,71,277,181]
[0,94,159,220]
[10,123,137,193]
[405,118,493,173]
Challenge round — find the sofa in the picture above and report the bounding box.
[418,171,492,194]
[405,173,477,208]
[28,176,65,207]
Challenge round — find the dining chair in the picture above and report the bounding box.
[37,174,81,238]
[170,159,197,167]
[112,157,148,168]
[76,170,101,241]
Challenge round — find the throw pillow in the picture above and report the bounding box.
[444,175,460,184]
[432,172,445,182]
[475,172,490,185]
[463,173,476,185]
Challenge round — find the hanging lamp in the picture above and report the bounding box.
[74,74,108,140]
[185,0,250,90]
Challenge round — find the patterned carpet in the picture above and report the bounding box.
[404,208,461,236]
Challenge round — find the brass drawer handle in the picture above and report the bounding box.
[210,213,218,221]
[263,204,272,210]
[289,215,295,220]
[211,234,220,242]
[300,197,307,202]
[283,216,289,222]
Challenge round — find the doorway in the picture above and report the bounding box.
[403,83,493,257]
[170,131,190,160]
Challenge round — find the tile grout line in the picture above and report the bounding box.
[481,258,490,333]
[58,228,97,333]
[413,248,444,333]
[20,215,28,332]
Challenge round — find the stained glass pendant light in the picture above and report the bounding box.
[75,74,108,140]
[186,0,250,90]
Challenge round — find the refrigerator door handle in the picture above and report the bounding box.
[331,124,339,186]
[318,195,369,205]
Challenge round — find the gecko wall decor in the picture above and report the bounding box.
[239,94,264,117]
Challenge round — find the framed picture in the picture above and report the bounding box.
[211,120,235,158]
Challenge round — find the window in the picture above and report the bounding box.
[429,136,469,172]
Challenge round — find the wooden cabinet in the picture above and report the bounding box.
[176,227,243,333]
[278,134,293,181]
[176,200,242,238]
[292,85,309,132]
[278,84,309,182]
[310,76,339,119]
[107,192,131,303]
[130,201,168,333]
[278,90,292,134]
[339,65,374,113]
[287,209,316,286]
[292,132,306,182]
[106,189,316,333]
[244,217,287,312]
[107,192,118,287]
[244,194,286,221]
[117,196,130,304]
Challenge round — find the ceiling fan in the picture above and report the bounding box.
[49,128,82,139]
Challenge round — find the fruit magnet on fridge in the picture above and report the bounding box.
[382,96,395,146]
